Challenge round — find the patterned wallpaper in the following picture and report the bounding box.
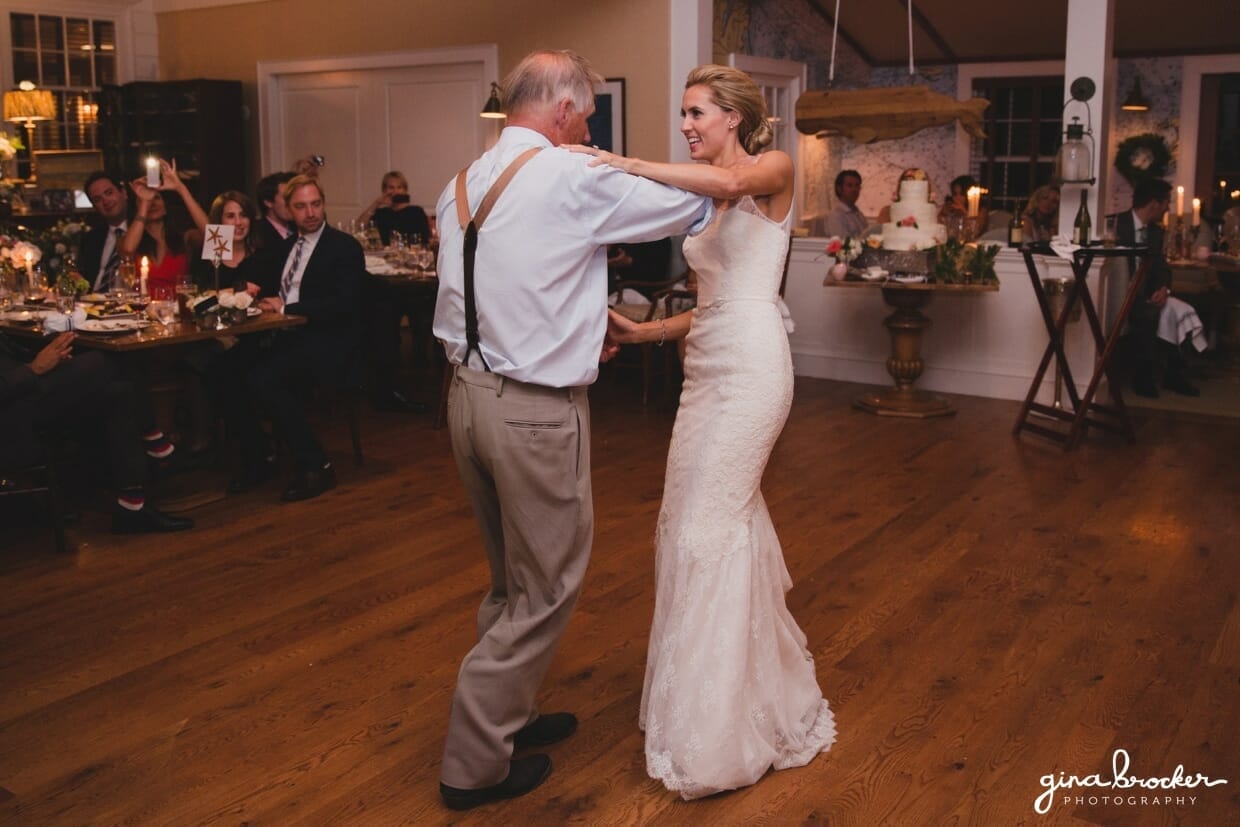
[720,0,1192,231]
[1109,57,1182,214]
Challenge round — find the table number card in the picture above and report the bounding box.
[203,225,235,260]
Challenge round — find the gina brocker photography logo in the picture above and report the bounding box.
[1035,748,1228,815]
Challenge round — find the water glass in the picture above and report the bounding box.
[1102,215,1118,247]
[55,283,77,315]
[150,285,178,326]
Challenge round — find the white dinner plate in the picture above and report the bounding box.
[0,309,53,323]
[77,318,153,335]
[891,275,928,284]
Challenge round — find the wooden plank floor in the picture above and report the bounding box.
[1,374,1237,825]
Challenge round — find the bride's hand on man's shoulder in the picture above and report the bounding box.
[563,143,626,171]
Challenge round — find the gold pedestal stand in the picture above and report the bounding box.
[854,287,956,418]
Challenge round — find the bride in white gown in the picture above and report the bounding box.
[574,65,836,800]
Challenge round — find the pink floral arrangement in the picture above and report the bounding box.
[899,216,919,229]
[824,235,863,263]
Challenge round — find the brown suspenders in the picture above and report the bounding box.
[454,147,542,372]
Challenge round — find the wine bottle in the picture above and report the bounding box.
[1008,211,1023,247]
[1073,190,1091,245]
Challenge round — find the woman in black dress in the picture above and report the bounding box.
[357,171,431,246]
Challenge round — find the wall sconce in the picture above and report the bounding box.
[1120,77,1150,112]
[480,82,505,119]
[3,80,56,183]
[1053,77,1096,186]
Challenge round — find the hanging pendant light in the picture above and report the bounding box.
[480,82,505,119]
[1120,77,1150,112]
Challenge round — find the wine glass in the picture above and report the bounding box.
[418,246,436,273]
[55,283,77,320]
[115,256,136,300]
[149,285,178,327]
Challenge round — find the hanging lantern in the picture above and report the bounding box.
[1053,77,1097,186]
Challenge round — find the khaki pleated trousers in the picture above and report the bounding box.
[439,364,593,789]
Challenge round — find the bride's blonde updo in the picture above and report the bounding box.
[685,64,773,156]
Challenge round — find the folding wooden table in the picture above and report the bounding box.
[1014,244,1148,450]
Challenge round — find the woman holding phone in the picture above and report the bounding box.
[357,171,431,246]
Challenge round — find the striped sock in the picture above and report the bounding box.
[117,489,145,511]
[143,431,175,460]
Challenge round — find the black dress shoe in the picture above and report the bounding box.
[1132,379,1159,398]
[1163,375,1201,397]
[111,505,194,534]
[514,712,578,750]
[439,754,552,811]
[281,465,337,502]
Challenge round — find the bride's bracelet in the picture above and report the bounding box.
[655,318,666,347]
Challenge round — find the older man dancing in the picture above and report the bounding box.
[432,49,711,810]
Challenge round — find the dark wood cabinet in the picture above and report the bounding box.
[98,79,244,207]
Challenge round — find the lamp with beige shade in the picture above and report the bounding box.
[3,81,56,183]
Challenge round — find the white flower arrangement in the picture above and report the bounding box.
[824,235,865,263]
[9,240,41,267]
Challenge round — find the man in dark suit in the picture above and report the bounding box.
[1115,177,1198,397]
[1,332,192,533]
[219,175,364,502]
[77,171,134,292]
[252,171,296,252]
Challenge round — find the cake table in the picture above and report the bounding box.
[823,278,999,417]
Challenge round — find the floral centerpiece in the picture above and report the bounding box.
[825,234,866,264]
[30,220,85,279]
[932,238,1001,284]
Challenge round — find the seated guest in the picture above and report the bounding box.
[213,175,364,502]
[824,170,867,238]
[1,332,192,533]
[357,171,432,245]
[1021,184,1061,244]
[253,171,296,250]
[190,191,275,294]
[78,171,135,293]
[938,174,989,230]
[1116,178,1200,398]
[122,159,208,293]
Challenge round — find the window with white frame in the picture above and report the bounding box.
[8,11,115,171]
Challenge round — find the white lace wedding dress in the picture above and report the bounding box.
[641,196,836,799]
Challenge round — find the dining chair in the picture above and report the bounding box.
[609,275,696,406]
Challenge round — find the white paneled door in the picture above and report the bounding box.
[259,46,501,224]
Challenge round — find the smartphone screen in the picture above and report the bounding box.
[391,194,411,205]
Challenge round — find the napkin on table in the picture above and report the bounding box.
[44,308,87,333]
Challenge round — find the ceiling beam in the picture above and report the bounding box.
[897,0,957,63]
[805,0,875,68]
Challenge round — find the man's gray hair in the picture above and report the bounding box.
[501,49,603,116]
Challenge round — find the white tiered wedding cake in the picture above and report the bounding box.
[881,169,947,251]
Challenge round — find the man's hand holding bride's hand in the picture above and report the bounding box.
[563,144,633,173]
[600,332,621,363]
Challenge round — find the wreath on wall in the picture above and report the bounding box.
[1114,133,1173,186]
